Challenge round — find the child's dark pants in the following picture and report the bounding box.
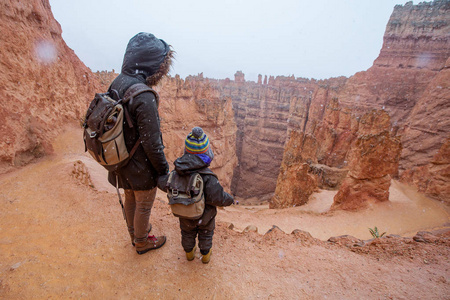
[179,217,215,254]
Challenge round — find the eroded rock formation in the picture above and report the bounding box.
[270,131,318,208]
[272,0,449,207]
[332,111,402,211]
[271,93,355,208]
[338,0,450,203]
[272,108,402,210]
[0,0,101,172]
[336,1,450,202]
[1,0,448,206]
[224,75,318,200]
[0,1,237,191]
[215,74,339,201]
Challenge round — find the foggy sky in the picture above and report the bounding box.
[49,0,412,82]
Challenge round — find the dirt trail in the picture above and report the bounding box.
[0,124,449,299]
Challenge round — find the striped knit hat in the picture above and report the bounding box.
[185,127,214,164]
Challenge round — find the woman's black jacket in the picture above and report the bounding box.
[107,73,169,190]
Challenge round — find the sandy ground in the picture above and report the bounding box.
[224,180,450,241]
[0,124,449,299]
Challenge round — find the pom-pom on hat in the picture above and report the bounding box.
[185,127,214,164]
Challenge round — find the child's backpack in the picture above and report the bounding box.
[83,83,157,172]
[165,169,216,219]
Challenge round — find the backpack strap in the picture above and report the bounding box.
[128,137,142,158]
[166,171,175,186]
[120,83,157,158]
[123,83,159,107]
[165,171,177,195]
[121,83,159,130]
[187,173,198,191]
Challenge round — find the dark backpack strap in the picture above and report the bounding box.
[114,137,141,168]
[129,138,142,158]
[118,83,157,163]
[122,83,159,129]
[123,83,159,107]
[123,106,134,129]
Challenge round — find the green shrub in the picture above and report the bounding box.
[369,226,386,238]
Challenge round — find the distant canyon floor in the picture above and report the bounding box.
[225,179,450,240]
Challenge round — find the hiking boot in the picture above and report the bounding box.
[201,249,212,264]
[135,235,166,255]
[185,246,196,261]
[131,224,152,247]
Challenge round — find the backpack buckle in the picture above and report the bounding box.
[90,131,97,138]
[171,189,179,197]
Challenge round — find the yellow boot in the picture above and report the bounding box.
[186,246,196,261]
[201,249,212,264]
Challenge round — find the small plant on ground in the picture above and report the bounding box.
[369,226,386,238]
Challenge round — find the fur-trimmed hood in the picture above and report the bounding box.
[121,32,171,81]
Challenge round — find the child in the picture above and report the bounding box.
[158,127,234,263]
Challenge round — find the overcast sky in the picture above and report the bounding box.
[49,0,412,82]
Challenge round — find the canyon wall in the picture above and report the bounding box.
[338,0,449,126]
[272,0,450,207]
[156,75,238,192]
[1,0,447,205]
[337,0,449,203]
[210,0,450,203]
[218,73,353,201]
[400,56,450,202]
[0,0,101,173]
[0,1,238,191]
[219,74,321,200]
[90,0,450,204]
[337,0,450,179]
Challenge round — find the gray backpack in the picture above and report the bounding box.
[165,169,216,219]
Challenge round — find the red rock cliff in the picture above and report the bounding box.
[332,110,402,211]
[157,75,238,192]
[400,56,450,203]
[337,0,450,203]
[2,0,447,205]
[272,0,449,207]
[0,0,237,192]
[0,0,100,172]
[338,0,449,125]
[216,75,321,201]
